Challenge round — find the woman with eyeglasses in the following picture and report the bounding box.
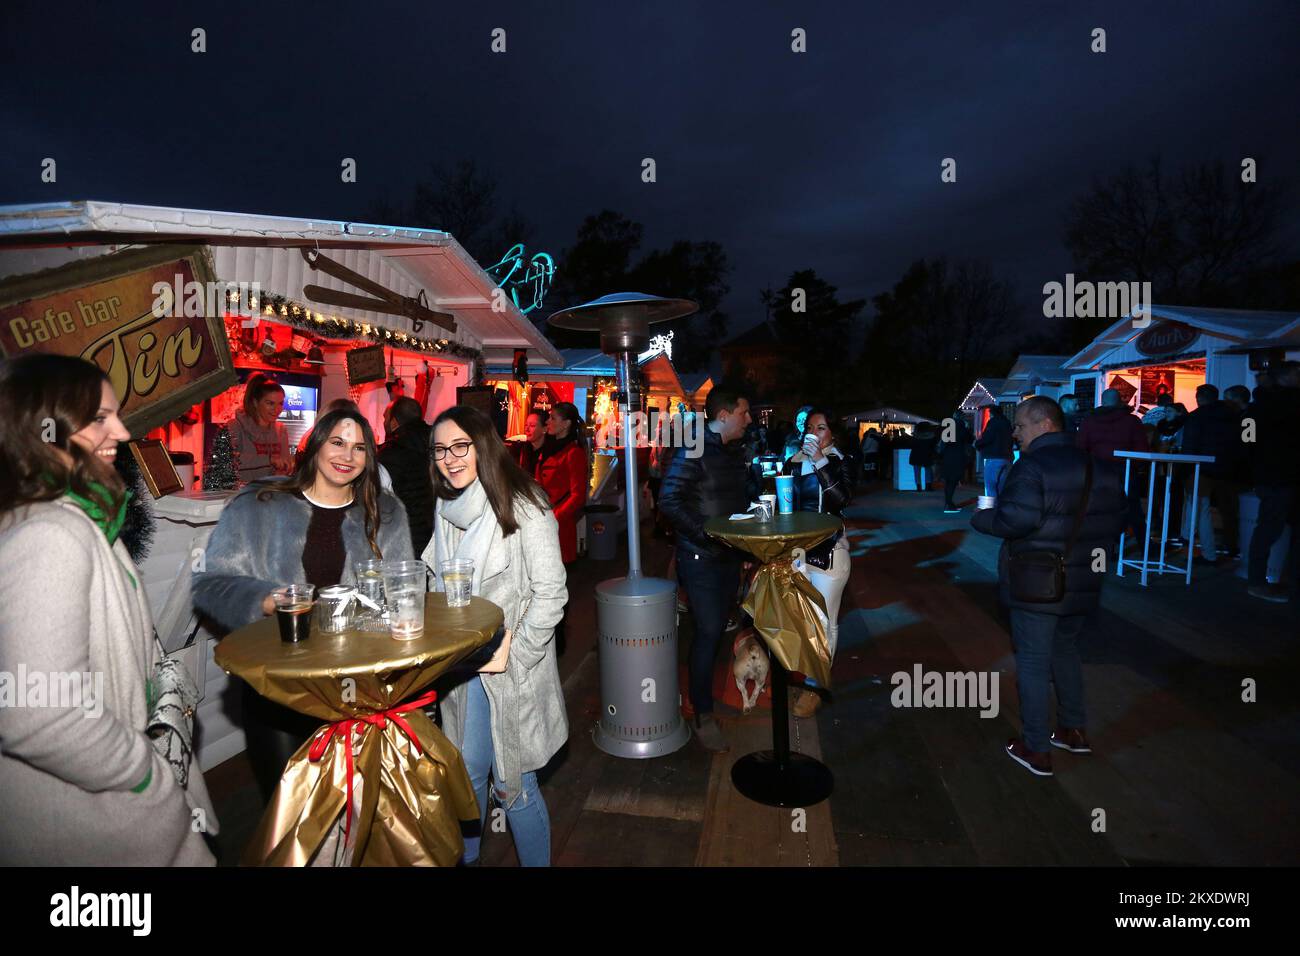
[193,408,414,804]
[0,354,216,865]
[422,406,567,866]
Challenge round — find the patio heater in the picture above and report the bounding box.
[548,292,695,758]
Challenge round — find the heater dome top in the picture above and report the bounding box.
[547,292,698,332]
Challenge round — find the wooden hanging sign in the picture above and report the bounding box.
[300,248,456,334]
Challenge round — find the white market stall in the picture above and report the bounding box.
[0,200,563,770]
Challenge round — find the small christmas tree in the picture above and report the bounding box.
[203,425,240,490]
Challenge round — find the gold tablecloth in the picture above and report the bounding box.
[705,511,842,687]
[214,593,502,866]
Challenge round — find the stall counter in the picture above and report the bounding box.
[138,488,242,771]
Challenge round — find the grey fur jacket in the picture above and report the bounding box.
[193,479,414,633]
[423,480,568,803]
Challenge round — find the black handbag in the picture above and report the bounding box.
[1008,458,1092,604]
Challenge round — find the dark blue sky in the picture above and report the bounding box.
[3,0,1298,337]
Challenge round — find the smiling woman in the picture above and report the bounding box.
[422,404,567,866]
[191,407,415,803]
[0,353,218,865]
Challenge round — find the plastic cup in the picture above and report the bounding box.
[775,474,795,515]
[353,559,388,631]
[274,584,315,643]
[439,559,474,609]
[759,493,777,518]
[316,585,357,635]
[977,495,996,510]
[382,560,427,640]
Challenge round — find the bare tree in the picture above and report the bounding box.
[865,257,1019,411]
[409,159,500,261]
[1064,157,1289,305]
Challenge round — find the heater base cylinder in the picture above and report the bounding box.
[591,575,690,759]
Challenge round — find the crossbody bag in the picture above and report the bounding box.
[1008,457,1093,604]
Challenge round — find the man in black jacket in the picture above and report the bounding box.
[971,397,1126,776]
[1180,384,1244,563]
[659,387,752,752]
[1244,361,1300,602]
[975,405,1014,497]
[378,397,434,555]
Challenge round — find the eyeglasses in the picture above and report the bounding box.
[432,441,473,461]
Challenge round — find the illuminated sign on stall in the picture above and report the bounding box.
[0,245,237,432]
[485,243,555,314]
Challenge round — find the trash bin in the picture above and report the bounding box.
[585,504,620,561]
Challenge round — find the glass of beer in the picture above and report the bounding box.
[382,560,428,641]
[274,584,316,643]
[439,559,474,609]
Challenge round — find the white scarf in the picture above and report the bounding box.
[428,479,508,594]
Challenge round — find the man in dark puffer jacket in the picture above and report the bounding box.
[659,387,751,753]
[378,397,434,555]
[972,397,1126,777]
[1180,384,1244,562]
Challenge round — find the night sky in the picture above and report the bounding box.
[3,1,1298,338]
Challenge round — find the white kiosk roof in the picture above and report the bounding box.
[0,200,564,368]
[1065,305,1298,370]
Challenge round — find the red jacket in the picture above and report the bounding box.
[535,439,588,564]
[1076,406,1149,463]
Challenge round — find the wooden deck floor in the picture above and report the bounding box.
[207,482,1300,866]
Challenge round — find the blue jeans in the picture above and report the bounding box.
[983,458,1010,498]
[460,675,551,866]
[1009,610,1087,754]
[677,546,742,716]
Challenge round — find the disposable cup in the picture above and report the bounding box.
[382,560,427,640]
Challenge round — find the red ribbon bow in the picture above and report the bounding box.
[306,690,438,845]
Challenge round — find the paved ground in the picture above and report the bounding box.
[207,481,1300,866]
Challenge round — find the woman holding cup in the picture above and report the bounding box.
[193,408,413,803]
[781,409,852,718]
[423,405,568,866]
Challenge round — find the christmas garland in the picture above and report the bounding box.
[229,289,482,361]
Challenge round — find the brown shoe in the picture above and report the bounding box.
[791,688,821,719]
[1005,739,1053,776]
[1050,728,1092,754]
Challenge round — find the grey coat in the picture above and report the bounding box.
[193,479,414,633]
[423,491,568,803]
[0,500,216,865]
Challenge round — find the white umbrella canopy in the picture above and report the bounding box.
[844,406,937,426]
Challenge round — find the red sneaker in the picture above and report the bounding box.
[1005,739,1053,776]
[1050,728,1092,754]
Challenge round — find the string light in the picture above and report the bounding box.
[226,288,482,361]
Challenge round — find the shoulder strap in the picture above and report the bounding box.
[1063,456,1093,557]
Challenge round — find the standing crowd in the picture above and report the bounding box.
[3,351,1295,866]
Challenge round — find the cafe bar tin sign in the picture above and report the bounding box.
[0,245,237,433]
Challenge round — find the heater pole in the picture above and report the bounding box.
[616,350,642,578]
